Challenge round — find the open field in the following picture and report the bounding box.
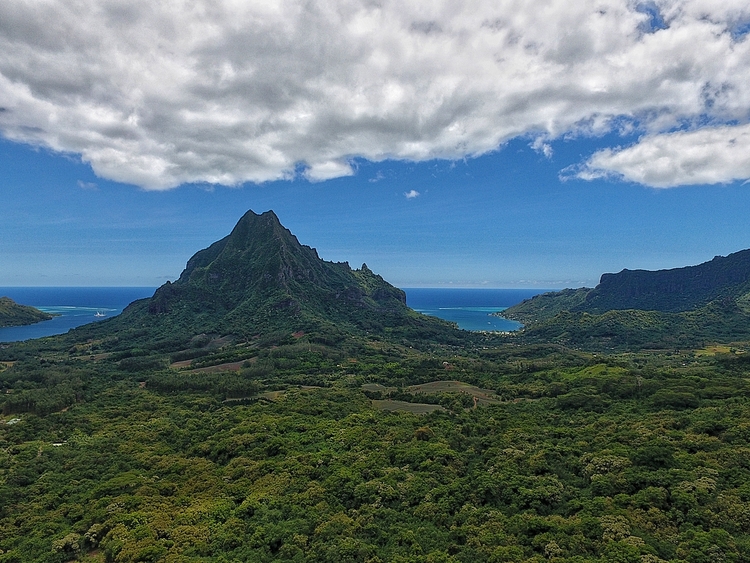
[694,345,746,356]
[227,386,325,404]
[184,361,245,373]
[364,380,503,406]
[73,352,113,362]
[258,390,286,401]
[371,399,445,413]
[361,383,393,393]
[407,380,502,405]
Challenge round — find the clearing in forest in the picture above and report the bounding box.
[408,380,502,405]
[184,361,245,373]
[694,345,745,356]
[371,400,445,413]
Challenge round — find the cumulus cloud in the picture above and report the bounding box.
[1,0,750,189]
[304,160,355,182]
[531,138,553,159]
[575,124,750,187]
[404,189,420,199]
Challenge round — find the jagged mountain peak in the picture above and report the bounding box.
[177,210,318,282]
[143,209,415,337]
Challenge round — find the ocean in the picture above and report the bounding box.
[0,287,552,342]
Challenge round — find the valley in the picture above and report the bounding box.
[1,211,750,562]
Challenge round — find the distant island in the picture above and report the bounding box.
[0,296,53,327]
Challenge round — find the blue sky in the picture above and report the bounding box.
[2,1,750,288]
[4,133,750,288]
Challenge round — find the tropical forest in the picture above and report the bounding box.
[2,210,750,563]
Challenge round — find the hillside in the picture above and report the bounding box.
[0,297,53,327]
[580,249,750,314]
[3,221,750,561]
[496,288,591,326]
[503,249,750,349]
[70,209,463,352]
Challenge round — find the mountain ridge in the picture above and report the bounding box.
[0,297,53,328]
[85,209,460,349]
[503,248,750,349]
[578,248,750,314]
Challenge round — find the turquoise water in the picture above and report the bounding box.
[412,305,522,332]
[0,287,156,342]
[0,286,553,342]
[403,288,552,332]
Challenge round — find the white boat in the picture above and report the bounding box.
[94,311,106,318]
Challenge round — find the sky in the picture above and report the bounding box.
[2,0,750,288]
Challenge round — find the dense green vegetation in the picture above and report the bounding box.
[498,289,591,326]
[502,249,750,350]
[136,210,446,341]
[507,301,750,351]
[3,211,750,561]
[2,332,750,562]
[0,297,53,327]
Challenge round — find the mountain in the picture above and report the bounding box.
[498,288,591,326]
[578,249,750,314]
[503,249,750,349]
[85,209,460,349]
[0,297,53,327]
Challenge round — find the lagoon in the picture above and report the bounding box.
[403,288,552,332]
[0,286,553,342]
[0,287,156,343]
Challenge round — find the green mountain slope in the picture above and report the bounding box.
[0,297,52,328]
[497,288,590,326]
[579,248,750,313]
[76,209,461,351]
[503,250,750,349]
[519,300,750,350]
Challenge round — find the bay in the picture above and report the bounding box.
[0,286,553,342]
[403,288,552,332]
[0,287,156,343]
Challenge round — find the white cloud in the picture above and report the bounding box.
[531,138,553,159]
[575,124,750,187]
[304,160,355,182]
[77,180,98,190]
[0,0,750,189]
[404,189,420,199]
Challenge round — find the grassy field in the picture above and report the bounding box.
[257,390,286,401]
[694,344,746,356]
[361,383,394,393]
[371,399,445,413]
[364,379,504,408]
[407,380,502,405]
[184,361,245,373]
